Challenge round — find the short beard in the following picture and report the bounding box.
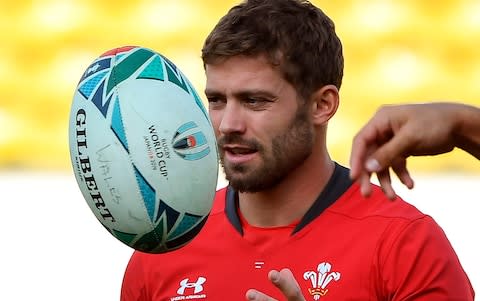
[220,106,314,192]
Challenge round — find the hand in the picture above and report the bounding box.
[246,269,306,301]
[350,103,464,199]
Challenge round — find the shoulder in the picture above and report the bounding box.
[327,186,474,299]
[328,183,426,221]
[375,211,475,299]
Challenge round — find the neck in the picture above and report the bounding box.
[238,147,335,228]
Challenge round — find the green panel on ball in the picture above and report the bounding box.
[106,48,155,95]
[137,56,165,81]
[112,229,137,245]
[133,220,165,253]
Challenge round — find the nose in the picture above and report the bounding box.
[218,101,246,135]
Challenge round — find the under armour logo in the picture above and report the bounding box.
[177,277,206,295]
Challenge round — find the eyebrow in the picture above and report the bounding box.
[204,89,221,97]
[204,89,277,100]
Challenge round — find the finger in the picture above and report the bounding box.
[268,269,305,301]
[351,107,395,179]
[376,169,397,200]
[391,158,414,189]
[246,289,278,301]
[350,135,370,180]
[358,171,373,198]
[366,127,414,173]
[350,121,383,180]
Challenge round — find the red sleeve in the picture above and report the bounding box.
[377,216,475,300]
[120,252,149,301]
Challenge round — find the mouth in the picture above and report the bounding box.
[221,145,258,164]
[223,145,257,155]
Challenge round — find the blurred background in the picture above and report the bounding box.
[0,0,478,300]
[1,0,480,171]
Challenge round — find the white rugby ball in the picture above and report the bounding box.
[68,46,218,253]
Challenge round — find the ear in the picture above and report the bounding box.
[309,85,339,126]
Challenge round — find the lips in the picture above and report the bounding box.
[221,144,258,164]
[224,146,256,155]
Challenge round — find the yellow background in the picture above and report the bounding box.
[1,0,479,172]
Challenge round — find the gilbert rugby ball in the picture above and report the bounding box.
[68,46,218,253]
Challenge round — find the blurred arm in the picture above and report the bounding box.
[350,102,480,199]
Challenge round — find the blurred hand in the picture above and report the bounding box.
[349,102,476,199]
[246,269,306,301]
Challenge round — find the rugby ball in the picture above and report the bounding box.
[68,46,218,253]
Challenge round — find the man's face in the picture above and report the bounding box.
[205,55,314,192]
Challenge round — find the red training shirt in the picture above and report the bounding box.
[121,163,474,301]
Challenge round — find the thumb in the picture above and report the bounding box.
[269,269,305,301]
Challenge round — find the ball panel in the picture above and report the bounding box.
[118,76,217,216]
[69,97,154,234]
[165,215,208,251]
[110,96,129,152]
[106,48,155,96]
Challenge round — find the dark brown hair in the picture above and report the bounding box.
[202,0,344,100]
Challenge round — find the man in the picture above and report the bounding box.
[121,1,474,300]
[350,102,480,199]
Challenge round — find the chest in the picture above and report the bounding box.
[147,219,383,301]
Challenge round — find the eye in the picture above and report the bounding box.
[246,97,261,104]
[206,96,225,109]
[243,96,270,110]
[206,96,218,103]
